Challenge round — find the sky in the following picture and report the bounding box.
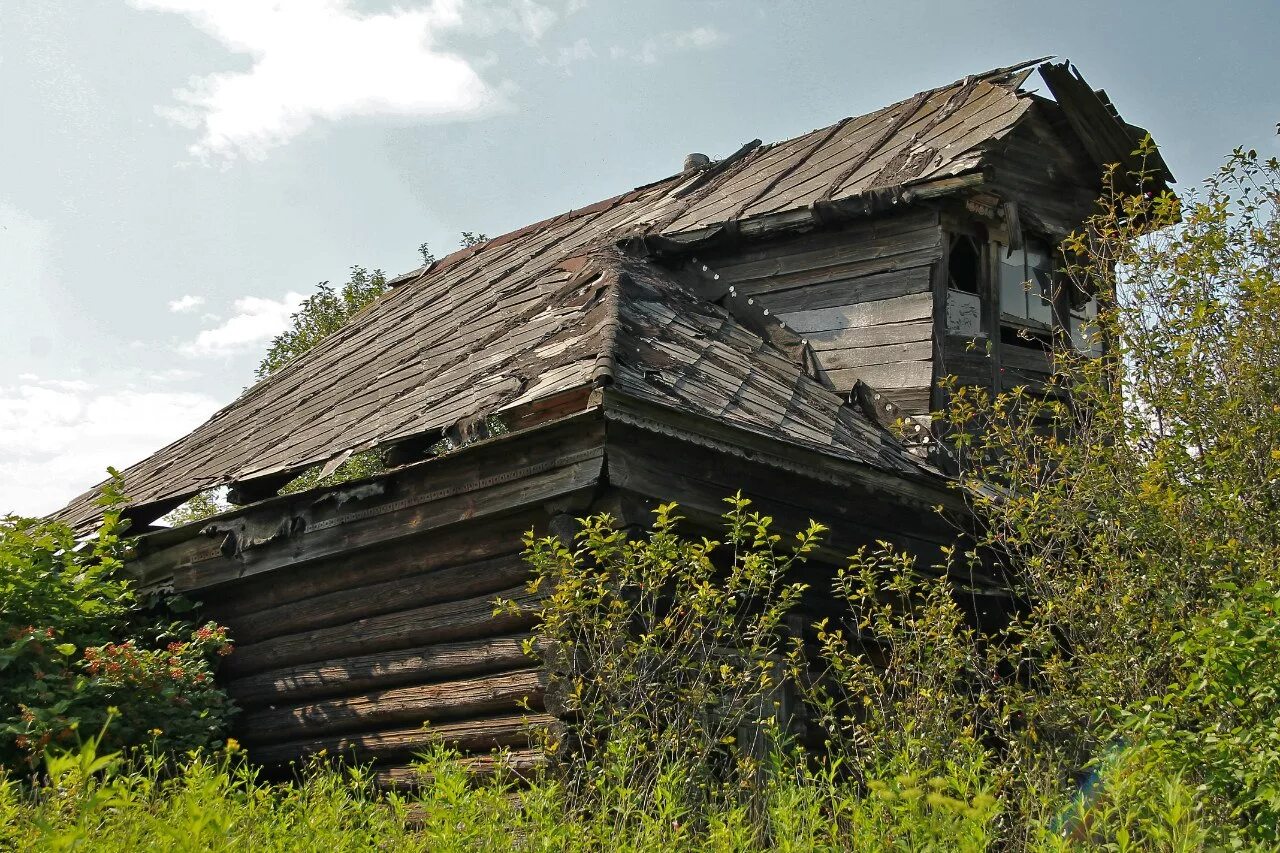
[1,0,1277,517]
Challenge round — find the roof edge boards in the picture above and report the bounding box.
[125,401,608,559]
[659,170,988,251]
[111,384,604,535]
[599,388,958,512]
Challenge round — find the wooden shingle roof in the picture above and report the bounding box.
[55,58,1133,529]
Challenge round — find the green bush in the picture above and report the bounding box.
[0,474,236,773]
[512,497,817,822]
[1,729,1003,852]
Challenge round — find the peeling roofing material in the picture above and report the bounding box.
[55,59,1156,529]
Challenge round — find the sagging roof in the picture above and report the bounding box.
[54,58,1162,529]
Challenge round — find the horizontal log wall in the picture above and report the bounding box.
[127,415,613,782]
[203,523,549,781]
[706,209,943,416]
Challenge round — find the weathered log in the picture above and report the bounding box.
[375,749,547,789]
[204,515,536,621]
[228,635,534,707]
[238,668,546,743]
[172,421,605,594]
[249,711,559,767]
[223,553,530,645]
[223,586,539,677]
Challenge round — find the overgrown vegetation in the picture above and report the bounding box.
[0,475,235,775]
[6,151,1278,849]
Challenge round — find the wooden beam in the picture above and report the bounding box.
[228,636,535,708]
[249,712,557,767]
[222,586,540,677]
[237,668,546,742]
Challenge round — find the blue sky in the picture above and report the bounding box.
[1,0,1277,515]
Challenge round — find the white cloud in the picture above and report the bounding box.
[611,26,727,65]
[149,368,202,383]
[168,293,206,313]
[129,0,564,161]
[0,377,221,517]
[552,37,595,69]
[670,27,726,51]
[181,291,306,357]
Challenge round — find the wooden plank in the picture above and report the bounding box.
[603,417,956,552]
[376,749,546,788]
[222,586,540,677]
[176,443,603,593]
[780,292,933,335]
[228,636,533,708]
[238,668,546,742]
[204,514,535,622]
[939,335,995,389]
[815,341,933,372]
[804,320,932,352]
[1000,342,1051,374]
[249,712,557,767]
[138,414,602,590]
[601,388,957,510]
[827,361,932,392]
[746,264,934,312]
[712,223,939,285]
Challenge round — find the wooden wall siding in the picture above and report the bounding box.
[133,415,605,596]
[705,211,942,417]
[603,417,957,567]
[939,334,996,391]
[198,521,550,781]
[988,103,1102,240]
[123,417,611,781]
[1000,341,1053,392]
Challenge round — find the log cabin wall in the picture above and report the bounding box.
[702,209,944,417]
[126,398,972,781]
[131,413,608,784]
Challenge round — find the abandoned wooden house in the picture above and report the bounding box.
[55,58,1169,782]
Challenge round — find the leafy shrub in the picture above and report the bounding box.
[0,475,236,773]
[797,543,992,778]
[255,265,388,381]
[934,147,1280,848]
[1,729,1003,852]
[513,496,818,821]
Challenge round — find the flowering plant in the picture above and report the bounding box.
[0,473,236,772]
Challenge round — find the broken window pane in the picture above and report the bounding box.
[999,246,1029,318]
[947,289,983,336]
[999,240,1055,325]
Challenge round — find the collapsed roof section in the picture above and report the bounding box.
[53,58,1167,530]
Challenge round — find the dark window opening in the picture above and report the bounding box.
[948,235,981,294]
